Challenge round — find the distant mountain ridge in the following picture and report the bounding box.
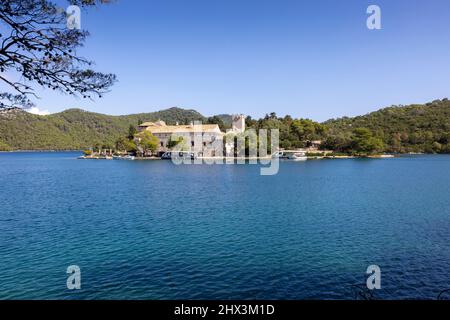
[0,107,205,150]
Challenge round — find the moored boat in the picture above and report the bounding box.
[112,155,135,160]
[161,151,195,160]
[272,151,285,158]
[287,152,307,161]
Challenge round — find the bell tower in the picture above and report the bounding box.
[232,114,245,133]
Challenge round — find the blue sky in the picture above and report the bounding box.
[12,0,450,120]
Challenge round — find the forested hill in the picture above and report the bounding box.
[323,99,450,153]
[1,100,450,153]
[0,107,205,150]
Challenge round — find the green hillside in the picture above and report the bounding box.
[0,107,205,150]
[323,99,450,153]
[1,99,450,153]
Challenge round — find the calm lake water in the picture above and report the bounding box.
[1,152,450,300]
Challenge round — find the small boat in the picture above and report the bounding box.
[161,151,195,160]
[288,152,307,161]
[272,151,285,158]
[113,155,135,160]
[161,152,172,160]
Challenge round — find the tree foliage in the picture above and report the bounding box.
[324,99,450,154]
[0,107,204,150]
[0,0,116,109]
[168,135,190,151]
[321,128,384,154]
[1,101,450,154]
[167,135,184,149]
[245,112,327,150]
[206,115,226,131]
[135,130,159,156]
[115,136,136,153]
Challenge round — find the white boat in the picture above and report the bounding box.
[287,152,307,161]
[113,155,135,160]
[272,151,285,158]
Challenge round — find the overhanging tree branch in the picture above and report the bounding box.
[0,0,116,109]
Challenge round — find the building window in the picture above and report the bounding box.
[161,142,164,147]
[191,141,194,147]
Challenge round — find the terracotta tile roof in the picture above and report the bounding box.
[139,122,156,127]
[140,123,222,134]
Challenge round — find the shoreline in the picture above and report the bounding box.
[1,150,445,158]
[78,154,400,161]
[0,150,82,153]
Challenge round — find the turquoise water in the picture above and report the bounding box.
[1,152,450,300]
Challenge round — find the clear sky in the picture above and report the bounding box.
[15,0,450,120]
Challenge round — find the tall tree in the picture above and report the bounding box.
[206,115,225,131]
[135,131,159,156]
[115,136,136,153]
[351,128,384,154]
[0,0,116,109]
[127,124,137,140]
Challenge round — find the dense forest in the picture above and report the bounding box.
[0,107,205,150]
[1,99,449,153]
[323,99,450,154]
[236,100,449,154]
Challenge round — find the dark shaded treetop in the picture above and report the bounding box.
[0,0,116,109]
